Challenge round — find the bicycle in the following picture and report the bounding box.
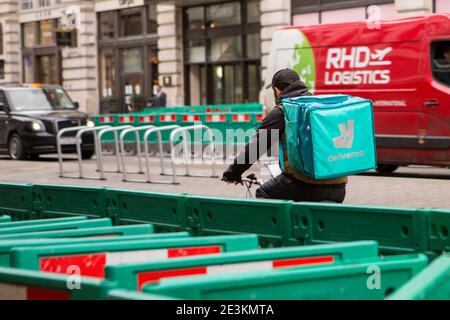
[223,173,265,199]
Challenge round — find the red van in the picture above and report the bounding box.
[264,14,450,173]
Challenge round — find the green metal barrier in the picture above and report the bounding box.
[388,253,450,300]
[106,241,378,291]
[107,289,176,300]
[11,235,259,278]
[0,267,115,300]
[0,216,11,223]
[0,216,87,229]
[145,254,428,300]
[291,203,430,255]
[0,218,112,237]
[32,184,108,219]
[0,183,34,220]
[186,196,295,247]
[425,209,450,253]
[0,231,189,267]
[0,224,154,240]
[106,189,188,232]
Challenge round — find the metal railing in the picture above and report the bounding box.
[119,125,155,182]
[169,125,217,184]
[96,125,133,180]
[57,125,110,179]
[143,125,180,184]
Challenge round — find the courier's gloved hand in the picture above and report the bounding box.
[222,168,242,185]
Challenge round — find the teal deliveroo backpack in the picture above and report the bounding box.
[280,94,377,180]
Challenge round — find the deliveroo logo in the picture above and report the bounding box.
[289,30,316,92]
[329,119,365,162]
[333,120,354,149]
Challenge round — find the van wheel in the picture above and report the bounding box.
[376,164,399,174]
[8,134,27,160]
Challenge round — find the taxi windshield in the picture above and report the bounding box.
[6,87,76,111]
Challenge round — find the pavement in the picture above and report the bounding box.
[0,154,449,209]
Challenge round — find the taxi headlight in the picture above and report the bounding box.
[87,120,95,128]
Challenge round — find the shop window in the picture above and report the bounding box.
[207,2,241,28]
[38,0,50,7]
[100,49,117,98]
[120,8,143,37]
[39,20,54,46]
[21,0,33,10]
[147,5,158,34]
[23,54,33,83]
[431,41,450,87]
[23,22,35,48]
[37,55,58,84]
[246,34,261,59]
[211,36,242,62]
[0,23,3,55]
[246,0,261,24]
[0,60,4,80]
[121,48,143,73]
[99,11,115,40]
[188,40,206,63]
[186,7,205,30]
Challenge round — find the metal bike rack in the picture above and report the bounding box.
[169,125,217,184]
[120,125,155,182]
[97,125,133,180]
[57,125,110,179]
[142,125,180,184]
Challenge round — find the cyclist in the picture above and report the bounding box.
[222,68,347,203]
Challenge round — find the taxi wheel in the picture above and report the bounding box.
[8,133,27,160]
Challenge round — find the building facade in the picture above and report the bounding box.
[0,0,448,114]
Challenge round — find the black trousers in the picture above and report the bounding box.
[255,173,346,203]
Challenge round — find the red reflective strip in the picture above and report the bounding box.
[194,115,200,121]
[182,115,188,122]
[99,118,105,123]
[27,287,70,300]
[206,108,212,113]
[272,256,335,269]
[214,108,219,112]
[40,253,107,278]
[171,115,177,121]
[256,114,263,122]
[119,116,124,123]
[137,267,207,291]
[244,114,250,121]
[222,108,227,112]
[167,245,222,258]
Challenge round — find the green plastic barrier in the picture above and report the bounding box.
[0,216,87,229]
[106,241,378,291]
[107,290,175,300]
[0,224,154,240]
[106,189,188,232]
[0,267,115,300]
[0,183,34,220]
[425,209,450,253]
[0,232,189,267]
[145,254,428,300]
[186,196,295,247]
[388,254,450,300]
[32,184,108,219]
[0,216,11,223]
[292,203,430,255]
[0,218,112,237]
[11,235,259,278]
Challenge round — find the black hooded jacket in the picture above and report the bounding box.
[223,80,311,180]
